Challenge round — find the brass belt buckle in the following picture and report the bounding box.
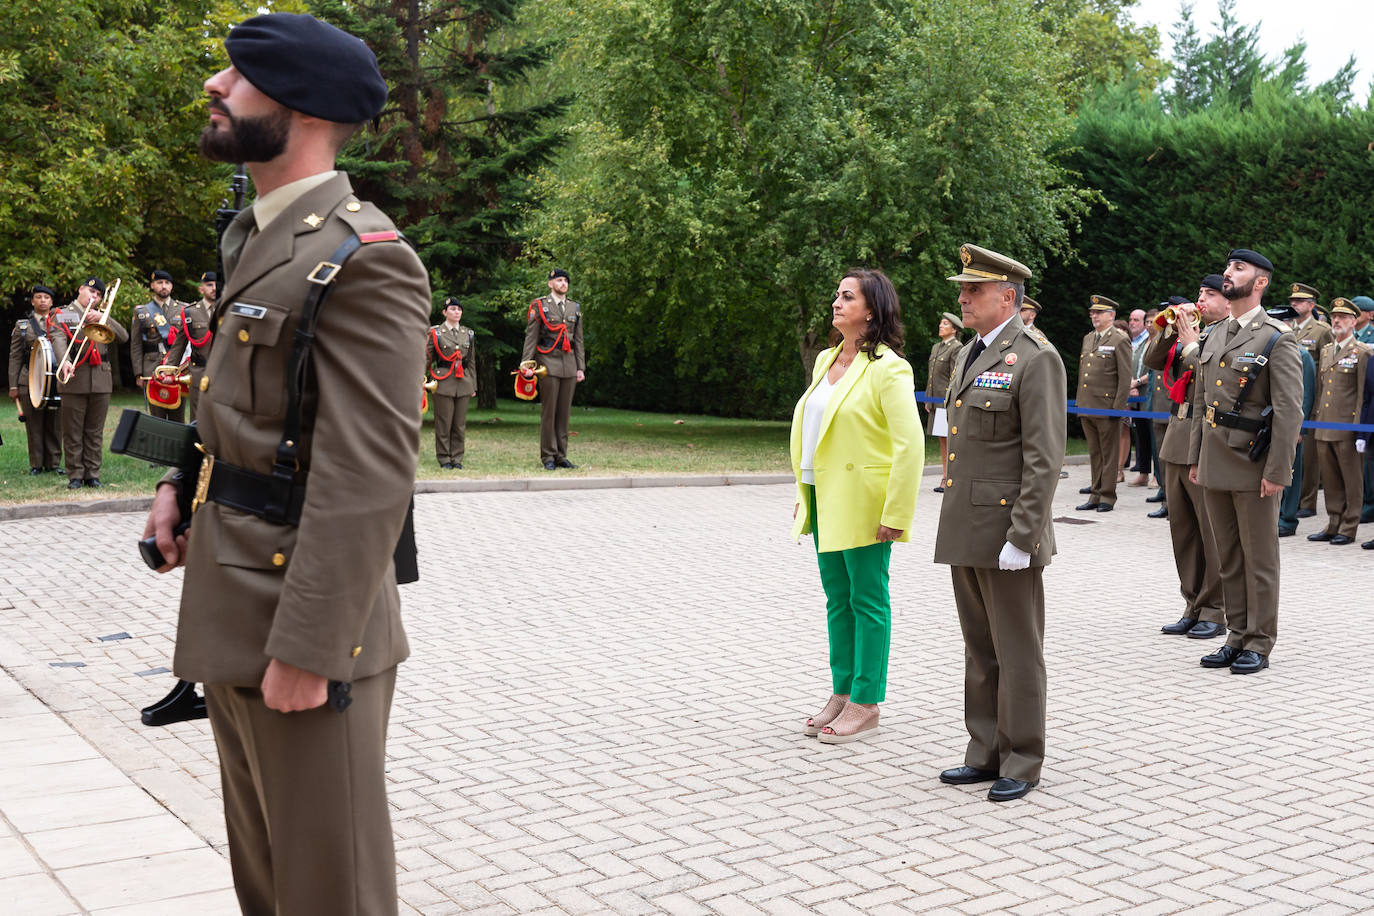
[1204,405,1216,427]
[1177,402,1189,420]
[306,260,341,286]
[191,443,214,514]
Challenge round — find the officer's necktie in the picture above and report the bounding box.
[964,337,987,377]
[1225,318,1241,347]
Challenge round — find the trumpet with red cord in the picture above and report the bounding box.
[141,363,193,411]
[512,359,547,400]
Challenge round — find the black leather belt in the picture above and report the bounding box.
[204,458,307,525]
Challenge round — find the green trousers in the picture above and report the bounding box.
[807,485,892,704]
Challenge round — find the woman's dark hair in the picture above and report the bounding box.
[829,267,904,358]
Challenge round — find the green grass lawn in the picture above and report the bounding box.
[2,391,1091,506]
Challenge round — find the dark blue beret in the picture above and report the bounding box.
[443,296,462,309]
[1226,249,1274,272]
[1266,305,1299,321]
[1200,274,1225,292]
[549,268,570,281]
[200,270,217,284]
[31,284,55,298]
[1161,295,1189,306]
[226,14,387,123]
[149,269,173,284]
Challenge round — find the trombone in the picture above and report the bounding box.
[57,278,121,382]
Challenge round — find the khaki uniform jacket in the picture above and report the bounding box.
[165,299,215,377]
[925,336,960,409]
[934,316,1067,567]
[426,323,477,397]
[173,173,430,686]
[8,310,57,394]
[1144,323,1216,465]
[1188,313,1303,489]
[1077,326,1133,410]
[521,296,584,378]
[130,299,181,379]
[1293,316,1333,362]
[1313,337,1372,441]
[47,305,127,394]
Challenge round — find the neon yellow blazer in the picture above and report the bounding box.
[790,344,924,552]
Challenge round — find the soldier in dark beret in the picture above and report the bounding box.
[8,284,64,473]
[522,267,586,469]
[132,269,186,421]
[142,14,429,915]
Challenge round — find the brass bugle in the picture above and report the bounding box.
[1154,304,1199,330]
[423,378,438,392]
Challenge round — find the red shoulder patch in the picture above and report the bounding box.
[358,231,399,244]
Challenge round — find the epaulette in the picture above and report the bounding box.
[337,197,414,251]
[1261,316,1291,333]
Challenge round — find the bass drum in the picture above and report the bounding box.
[28,337,59,408]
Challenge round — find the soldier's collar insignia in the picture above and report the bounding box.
[303,213,324,229]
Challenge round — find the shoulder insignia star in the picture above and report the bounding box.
[303,213,324,229]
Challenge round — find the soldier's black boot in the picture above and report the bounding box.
[141,679,207,727]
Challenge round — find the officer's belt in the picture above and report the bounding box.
[200,455,307,525]
[1203,406,1263,431]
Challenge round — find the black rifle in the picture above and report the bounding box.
[213,163,248,303]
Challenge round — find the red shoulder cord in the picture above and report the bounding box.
[529,298,571,353]
[167,304,212,351]
[58,313,101,367]
[429,327,464,380]
[1163,341,1193,404]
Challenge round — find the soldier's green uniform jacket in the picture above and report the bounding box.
[426,323,476,397]
[1144,323,1214,464]
[8,309,56,393]
[171,172,430,686]
[1077,325,1133,410]
[1292,314,1333,360]
[521,295,584,377]
[130,298,182,379]
[47,304,128,394]
[934,316,1067,567]
[166,298,215,379]
[925,336,960,410]
[1314,337,1372,440]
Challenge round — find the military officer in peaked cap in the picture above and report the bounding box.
[926,310,964,491]
[142,13,429,915]
[1076,295,1133,511]
[1288,283,1330,518]
[1188,249,1302,675]
[1307,298,1370,544]
[934,244,1066,803]
[1019,296,1041,331]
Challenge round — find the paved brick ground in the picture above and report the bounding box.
[2,468,1374,914]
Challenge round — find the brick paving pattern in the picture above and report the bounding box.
[1,468,1373,914]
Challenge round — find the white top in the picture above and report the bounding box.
[799,374,837,485]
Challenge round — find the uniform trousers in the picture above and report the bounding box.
[432,393,471,465]
[1151,420,1168,491]
[1081,416,1121,505]
[539,374,577,463]
[1202,487,1280,656]
[18,389,62,469]
[950,564,1045,783]
[807,486,891,704]
[187,368,205,422]
[1279,441,1304,531]
[1299,428,1320,511]
[148,400,186,423]
[206,667,398,916]
[1315,438,1363,537]
[60,393,108,481]
[1163,461,1223,623]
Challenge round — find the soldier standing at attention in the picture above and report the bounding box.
[1307,298,1371,545]
[522,268,585,470]
[1018,296,1041,331]
[165,270,217,422]
[8,284,64,474]
[1144,280,1229,639]
[50,278,127,489]
[142,14,429,915]
[935,244,1065,803]
[1189,249,1302,675]
[925,311,963,491]
[1355,296,1374,345]
[131,269,186,421]
[427,296,477,469]
[1076,296,1132,512]
[1287,283,1330,519]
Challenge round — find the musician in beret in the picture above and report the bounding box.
[49,277,126,489]
[164,271,217,421]
[522,267,585,470]
[132,269,187,421]
[427,296,477,468]
[141,14,429,915]
[8,284,64,474]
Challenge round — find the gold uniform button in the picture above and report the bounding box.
[238,329,250,343]
[1220,361,1226,367]
[999,498,1007,506]
[346,201,362,212]
[271,552,286,567]
[946,478,954,487]
[948,452,955,461]
[950,426,957,435]
[1216,380,1222,386]
[200,376,210,392]
[984,400,991,407]
[351,646,362,657]
[955,399,962,407]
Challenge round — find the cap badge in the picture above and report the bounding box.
[1005,353,1017,366]
[960,246,972,267]
[303,213,324,229]
[1292,283,1300,294]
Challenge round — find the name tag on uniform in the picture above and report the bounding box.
[973,371,1013,389]
[1302,339,1316,347]
[1097,345,1115,353]
[229,303,267,319]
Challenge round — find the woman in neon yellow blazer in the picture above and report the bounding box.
[791,268,924,744]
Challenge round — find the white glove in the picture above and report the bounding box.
[998,541,1031,571]
[1358,439,1367,455]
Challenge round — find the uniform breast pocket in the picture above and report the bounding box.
[212,301,291,417]
[968,390,1013,439]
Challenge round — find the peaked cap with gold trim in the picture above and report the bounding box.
[1088,294,1119,312]
[1289,282,1319,301]
[1022,296,1041,312]
[947,244,1031,283]
[1329,297,1359,317]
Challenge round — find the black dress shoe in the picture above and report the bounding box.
[140,680,208,727]
[1075,501,1099,511]
[933,485,945,493]
[1147,506,1168,519]
[555,458,576,468]
[1200,645,1242,668]
[1307,530,1334,542]
[1096,503,1113,512]
[1060,470,1069,478]
[1161,616,1198,635]
[440,462,452,469]
[1330,534,1354,546]
[1145,492,1165,503]
[28,467,42,476]
[939,765,998,785]
[988,777,1038,802]
[454,461,463,469]
[1278,526,1296,537]
[1230,650,1269,674]
[83,478,100,488]
[1186,620,1226,639]
[1079,486,1092,495]
[1363,539,1374,550]
[543,461,557,470]
[1296,508,1316,518]
[67,479,82,490]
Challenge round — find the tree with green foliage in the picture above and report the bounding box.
[529,0,1096,417]
[1033,0,1165,106]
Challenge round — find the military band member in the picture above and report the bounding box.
[926,311,963,491]
[1076,295,1132,511]
[8,284,64,474]
[165,270,217,421]
[1146,299,1187,514]
[1307,298,1371,544]
[935,245,1065,803]
[427,296,477,469]
[50,278,127,489]
[1287,283,1330,518]
[1189,249,1302,674]
[1143,281,1228,638]
[522,267,585,470]
[130,269,185,421]
[142,14,429,915]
